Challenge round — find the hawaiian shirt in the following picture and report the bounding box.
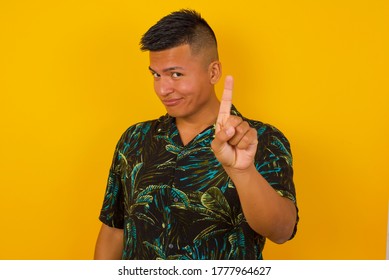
[99,106,298,259]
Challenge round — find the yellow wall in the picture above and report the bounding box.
[1,0,388,259]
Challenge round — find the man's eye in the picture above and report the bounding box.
[151,72,160,78]
[171,72,182,78]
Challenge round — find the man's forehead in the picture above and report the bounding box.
[148,65,185,73]
[149,44,192,59]
[148,45,200,71]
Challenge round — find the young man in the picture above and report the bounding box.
[94,9,298,260]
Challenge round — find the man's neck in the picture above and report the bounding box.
[175,101,220,146]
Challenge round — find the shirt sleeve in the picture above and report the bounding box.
[98,136,125,229]
[255,124,299,238]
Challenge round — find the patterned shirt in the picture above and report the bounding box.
[99,106,298,260]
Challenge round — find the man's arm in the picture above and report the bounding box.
[94,223,124,259]
[212,76,297,244]
[223,164,297,244]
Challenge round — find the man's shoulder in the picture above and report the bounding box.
[242,117,291,152]
[248,119,286,137]
[232,106,288,139]
[117,114,169,143]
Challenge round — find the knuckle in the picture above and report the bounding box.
[236,121,250,134]
[235,125,244,134]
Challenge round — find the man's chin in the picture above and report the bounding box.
[165,108,181,118]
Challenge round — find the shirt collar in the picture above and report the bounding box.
[155,104,243,138]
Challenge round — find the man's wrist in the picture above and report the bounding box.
[223,162,257,176]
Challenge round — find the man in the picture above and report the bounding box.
[94,9,298,260]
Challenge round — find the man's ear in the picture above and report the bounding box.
[209,61,222,84]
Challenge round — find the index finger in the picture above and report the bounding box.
[216,75,234,133]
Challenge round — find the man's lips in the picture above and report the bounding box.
[162,98,183,106]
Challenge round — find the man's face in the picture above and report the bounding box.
[148,44,217,120]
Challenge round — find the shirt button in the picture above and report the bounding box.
[173,197,179,202]
[168,244,174,249]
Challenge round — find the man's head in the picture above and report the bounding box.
[140,9,222,122]
[140,9,218,63]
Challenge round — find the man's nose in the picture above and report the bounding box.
[156,78,174,96]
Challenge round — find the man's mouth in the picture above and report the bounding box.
[162,98,183,106]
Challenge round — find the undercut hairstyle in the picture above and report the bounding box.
[140,9,218,58]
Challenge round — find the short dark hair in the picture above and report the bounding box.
[140,9,218,56]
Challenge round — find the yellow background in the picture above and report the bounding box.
[1,0,388,259]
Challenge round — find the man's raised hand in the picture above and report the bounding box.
[212,75,258,170]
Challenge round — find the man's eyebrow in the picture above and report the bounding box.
[148,66,184,73]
